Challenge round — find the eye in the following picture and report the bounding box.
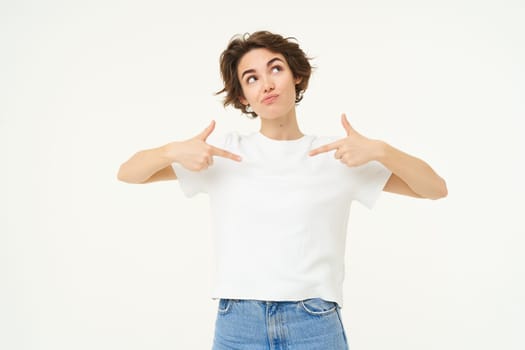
[246,76,257,84]
[271,65,282,73]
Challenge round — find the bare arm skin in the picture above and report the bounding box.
[117,145,178,184]
[378,143,447,199]
[309,113,447,199]
[117,120,242,184]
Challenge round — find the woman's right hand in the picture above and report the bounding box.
[167,120,242,171]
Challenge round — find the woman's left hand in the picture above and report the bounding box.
[308,113,383,167]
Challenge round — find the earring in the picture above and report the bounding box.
[246,105,253,113]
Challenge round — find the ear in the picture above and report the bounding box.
[238,95,248,105]
[294,76,303,85]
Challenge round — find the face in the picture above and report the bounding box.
[237,48,301,119]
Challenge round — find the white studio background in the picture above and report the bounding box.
[1,0,523,349]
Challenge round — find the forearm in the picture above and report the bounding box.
[117,143,177,184]
[376,141,447,199]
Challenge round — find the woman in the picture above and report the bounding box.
[118,31,447,350]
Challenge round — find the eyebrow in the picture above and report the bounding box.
[241,57,284,80]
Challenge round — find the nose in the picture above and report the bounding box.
[263,77,275,92]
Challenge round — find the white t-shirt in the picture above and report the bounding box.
[171,131,392,308]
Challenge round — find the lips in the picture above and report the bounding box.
[261,94,279,104]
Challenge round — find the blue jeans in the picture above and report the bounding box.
[212,298,349,349]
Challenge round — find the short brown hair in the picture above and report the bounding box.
[216,31,313,118]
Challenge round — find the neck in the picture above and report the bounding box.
[259,109,304,141]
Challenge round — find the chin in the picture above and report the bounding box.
[258,113,283,120]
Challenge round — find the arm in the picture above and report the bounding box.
[117,120,241,184]
[377,142,447,199]
[309,113,447,200]
[117,144,178,184]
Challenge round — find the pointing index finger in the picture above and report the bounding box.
[309,141,340,156]
[210,145,242,162]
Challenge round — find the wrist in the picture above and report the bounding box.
[373,140,388,162]
[161,141,181,164]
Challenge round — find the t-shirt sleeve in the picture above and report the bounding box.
[350,160,392,209]
[171,131,227,198]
